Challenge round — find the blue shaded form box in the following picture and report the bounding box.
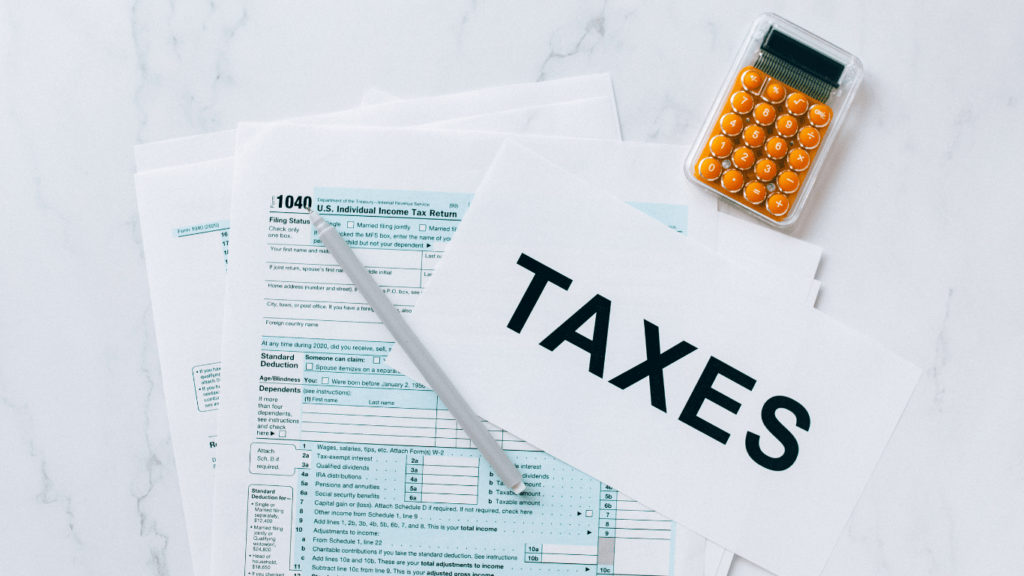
[626,202,688,235]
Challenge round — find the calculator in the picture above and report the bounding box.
[687,14,863,227]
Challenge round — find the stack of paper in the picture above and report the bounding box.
[135,76,904,576]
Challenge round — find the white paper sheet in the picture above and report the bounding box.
[206,123,740,576]
[716,214,822,282]
[360,87,403,106]
[134,74,617,171]
[729,555,775,576]
[360,90,626,154]
[704,545,733,576]
[384,143,921,576]
[135,158,233,576]
[135,93,625,576]
[806,280,821,307]
[419,97,621,140]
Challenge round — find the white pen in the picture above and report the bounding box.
[308,208,525,494]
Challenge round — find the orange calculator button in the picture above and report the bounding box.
[788,148,811,171]
[785,92,809,115]
[798,126,821,149]
[754,158,777,182]
[763,82,786,103]
[775,114,799,138]
[732,147,756,170]
[744,181,767,204]
[698,157,722,181]
[730,91,755,115]
[741,68,765,92]
[742,125,766,148]
[808,104,833,128]
[721,169,744,193]
[766,193,790,216]
[753,103,776,126]
[765,136,788,160]
[720,112,743,136]
[777,170,800,194]
[708,135,733,158]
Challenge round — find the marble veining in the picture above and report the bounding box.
[1,1,1022,575]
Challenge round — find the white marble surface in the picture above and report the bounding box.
[0,2,1021,575]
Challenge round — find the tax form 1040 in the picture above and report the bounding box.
[210,183,703,576]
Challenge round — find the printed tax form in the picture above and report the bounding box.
[135,87,624,576]
[212,132,697,576]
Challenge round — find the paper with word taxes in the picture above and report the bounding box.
[208,123,763,576]
[385,143,922,576]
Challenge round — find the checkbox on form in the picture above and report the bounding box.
[419,224,426,231]
[305,363,313,370]
[347,221,354,228]
[321,377,329,384]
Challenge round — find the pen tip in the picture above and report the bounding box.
[511,481,526,495]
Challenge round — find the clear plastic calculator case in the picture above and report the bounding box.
[687,14,863,227]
